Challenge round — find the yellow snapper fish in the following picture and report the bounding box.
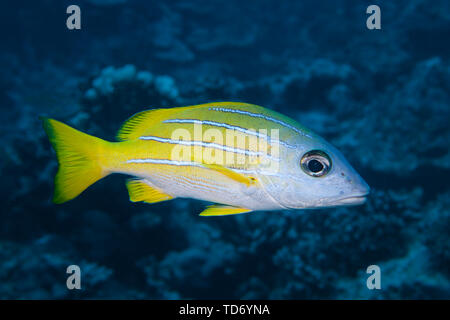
[42,102,370,216]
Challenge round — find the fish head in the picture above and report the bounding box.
[260,133,370,209]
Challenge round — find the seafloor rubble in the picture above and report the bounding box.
[0,0,449,299]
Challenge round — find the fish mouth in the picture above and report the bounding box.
[284,192,369,209]
[332,193,369,206]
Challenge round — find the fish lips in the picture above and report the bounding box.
[288,190,370,209]
[332,193,369,206]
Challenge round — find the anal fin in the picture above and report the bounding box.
[126,179,173,204]
[199,204,252,216]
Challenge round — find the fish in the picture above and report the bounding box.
[42,102,370,216]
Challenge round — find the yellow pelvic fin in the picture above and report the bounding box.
[126,179,174,204]
[201,163,256,187]
[199,204,252,216]
[116,108,180,141]
[41,118,111,204]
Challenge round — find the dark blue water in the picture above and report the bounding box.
[0,0,449,299]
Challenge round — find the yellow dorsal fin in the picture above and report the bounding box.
[126,179,174,204]
[199,204,252,216]
[201,163,257,187]
[116,108,180,141]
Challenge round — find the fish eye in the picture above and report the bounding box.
[300,150,332,177]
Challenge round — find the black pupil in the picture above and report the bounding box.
[308,159,324,173]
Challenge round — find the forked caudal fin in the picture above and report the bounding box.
[41,118,112,204]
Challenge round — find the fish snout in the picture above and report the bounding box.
[334,172,370,206]
[354,176,370,197]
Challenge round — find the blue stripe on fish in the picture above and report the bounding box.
[163,118,296,149]
[126,158,280,180]
[164,119,267,138]
[126,158,200,166]
[138,135,280,161]
[208,107,312,138]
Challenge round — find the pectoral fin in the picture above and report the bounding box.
[201,163,256,187]
[199,204,252,216]
[126,179,173,204]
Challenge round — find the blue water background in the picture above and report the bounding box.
[0,0,449,299]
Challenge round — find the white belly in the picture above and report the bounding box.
[141,170,282,210]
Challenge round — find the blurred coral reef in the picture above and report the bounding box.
[0,0,449,299]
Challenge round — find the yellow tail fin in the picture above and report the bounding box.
[42,118,110,204]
